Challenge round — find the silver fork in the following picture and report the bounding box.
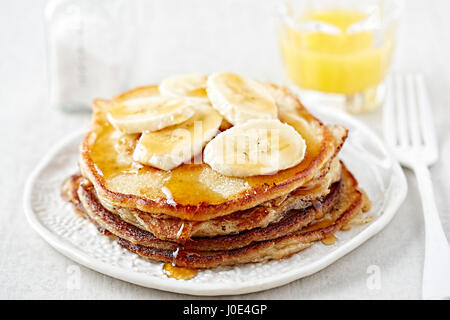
[383,74,450,299]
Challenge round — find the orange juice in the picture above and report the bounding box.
[278,9,395,95]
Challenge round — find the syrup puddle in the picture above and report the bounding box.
[162,261,198,280]
[162,247,199,280]
[321,234,337,245]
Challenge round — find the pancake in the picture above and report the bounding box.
[67,166,340,250]
[68,162,365,252]
[64,156,342,241]
[76,168,340,251]
[113,148,343,239]
[78,84,348,221]
[60,75,372,273]
[72,164,367,268]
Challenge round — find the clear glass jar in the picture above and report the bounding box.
[45,0,138,112]
[276,0,403,113]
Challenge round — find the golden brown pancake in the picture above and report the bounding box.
[64,162,369,268]
[113,151,343,239]
[72,164,367,269]
[64,157,343,241]
[61,78,372,272]
[78,84,348,221]
[63,168,341,249]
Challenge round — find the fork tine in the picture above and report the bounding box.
[416,74,438,153]
[382,76,396,147]
[395,75,409,147]
[405,74,422,147]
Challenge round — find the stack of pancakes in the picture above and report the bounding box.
[62,82,371,272]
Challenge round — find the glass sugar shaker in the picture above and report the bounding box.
[44,0,138,112]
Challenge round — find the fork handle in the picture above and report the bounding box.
[413,163,450,300]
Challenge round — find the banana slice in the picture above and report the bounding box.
[204,119,306,177]
[206,73,278,125]
[159,74,209,101]
[107,96,195,134]
[133,104,222,170]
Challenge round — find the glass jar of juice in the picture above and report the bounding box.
[277,0,402,113]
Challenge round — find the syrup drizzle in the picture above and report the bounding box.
[305,216,338,245]
[89,105,324,220]
[177,222,195,242]
[162,234,198,280]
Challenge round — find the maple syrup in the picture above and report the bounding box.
[305,215,338,245]
[164,164,227,205]
[305,217,334,231]
[175,221,194,242]
[162,246,199,280]
[188,88,207,97]
[162,263,198,280]
[86,93,326,220]
[321,235,337,245]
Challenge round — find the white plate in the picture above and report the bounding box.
[23,106,407,296]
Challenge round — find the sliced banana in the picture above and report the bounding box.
[159,74,209,101]
[133,104,222,171]
[107,96,195,134]
[206,73,278,125]
[204,119,306,177]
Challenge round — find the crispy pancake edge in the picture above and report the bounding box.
[71,163,367,266]
[64,157,342,240]
[77,175,343,251]
[116,168,365,269]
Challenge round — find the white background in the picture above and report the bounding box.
[1,0,449,299]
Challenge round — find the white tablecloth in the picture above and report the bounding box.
[1,0,449,299]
